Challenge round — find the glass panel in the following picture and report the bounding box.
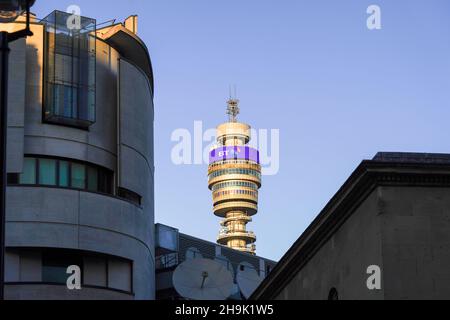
[42,265,70,284]
[42,10,96,127]
[63,85,72,118]
[42,251,82,284]
[87,166,98,192]
[98,169,107,193]
[71,163,86,189]
[19,158,36,184]
[39,159,57,186]
[59,161,69,187]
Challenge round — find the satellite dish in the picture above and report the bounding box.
[236,261,263,299]
[214,255,234,277]
[173,258,234,300]
[214,255,240,295]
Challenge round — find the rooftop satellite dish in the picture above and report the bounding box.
[214,255,240,295]
[214,255,234,277]
[173,258,234,300]
[236,261,263,299]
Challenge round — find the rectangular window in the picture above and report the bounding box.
[87,166,98,192]
[54,84,78,119]
[118,188,141,206]
[58,161,69,187]
[11,156,113,196]
[71,163,86,189]
[83,256,107,287]
[108,258,133,293]
[19,158,37,184]
[98,169,112,194]
[42,250,82,284]
[38,159,57,186]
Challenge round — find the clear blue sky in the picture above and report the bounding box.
[34,1,450,260]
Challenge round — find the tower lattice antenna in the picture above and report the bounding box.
[226,98,240,123]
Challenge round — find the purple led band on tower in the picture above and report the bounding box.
[209,146,260,164]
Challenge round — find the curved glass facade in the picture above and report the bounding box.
[43,11,96,128]
[8,156,113,195]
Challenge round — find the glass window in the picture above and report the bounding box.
[38,159,57,186]
[87,166,98,192]
[71,163,86,189]
[42,250,82,284]
[98,169,111,194]
[58,161,69,187]
[43,11,96,128]
[13,156,113,195]
[19,158,36,184]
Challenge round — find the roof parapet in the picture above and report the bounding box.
[124,15,138,34]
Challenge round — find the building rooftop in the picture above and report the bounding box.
[373,152,450,164]
[251,151,450,299]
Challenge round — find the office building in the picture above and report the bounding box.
[2,11,155,299]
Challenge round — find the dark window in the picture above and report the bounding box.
[118,188,141,206]
[42,250,83,284]
[7,173,19,185]
[328,288,339,301]
[87,166,98,192]
[98,169,113,194]
[8,156,113,195]
[40,249,133,293]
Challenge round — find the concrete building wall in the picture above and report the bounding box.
[275,190,384,300]
[23,24,118,171]
[380,186,450,299]
[7,37,26,173]
[4,17,155,300]
[118,58,154,195]
[5,284,133,300]
[271,185,450,300]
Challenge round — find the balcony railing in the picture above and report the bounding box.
[217,230,256,243]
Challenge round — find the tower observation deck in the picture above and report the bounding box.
[208,98,261,255]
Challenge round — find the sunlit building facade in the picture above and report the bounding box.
[2,11,155,299]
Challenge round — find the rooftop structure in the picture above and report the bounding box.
[155,224,276,300]
[251,152,450,300]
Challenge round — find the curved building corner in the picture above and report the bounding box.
[2,11,155,299]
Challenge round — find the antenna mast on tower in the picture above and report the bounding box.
[226,98,240,123]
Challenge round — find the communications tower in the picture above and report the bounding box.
[208,98,261,255]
